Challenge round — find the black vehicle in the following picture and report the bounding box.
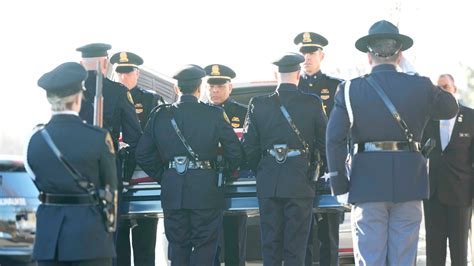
[0,155,39,266]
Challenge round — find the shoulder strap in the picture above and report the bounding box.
[343,81,354,128]
[167,106,199,161]
[273,95,309,151]
[40,129,96,193]
[365,76,414,142]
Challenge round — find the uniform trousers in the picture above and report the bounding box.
[164,208,223,266]
[258,197,313,266]
[351,200,422,266]
[305,212,342,266]
[214,215,248,266]
[116,217,158,266]
[38,258,112,266]
[424,196,472,266]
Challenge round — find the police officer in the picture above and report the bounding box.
[25,62,117,266]
[110,51,162,266]
[76,43,142,163]
[242,53,327,265]
[327,20,458,265]
[136,64,243,265]
[204,64,248,266]
[294,32,343,266]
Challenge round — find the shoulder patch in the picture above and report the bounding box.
[105,132,115,155]
[127,91,134,104]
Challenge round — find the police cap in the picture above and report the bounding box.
[110,51,144,73]
[173,64,206,88]
[355,20,413,53]
[76,43,112,58]
[273,52,304,73]
[204,64,236,85]
[38,62,87,97]
[294,32,328,53]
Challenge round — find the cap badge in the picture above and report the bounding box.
[119,52,129,63]
[211,65,221,76]
[303,32,312,43]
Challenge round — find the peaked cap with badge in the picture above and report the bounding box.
[204,64,236,85]
[294,32,328,53]
[110,51,144,74]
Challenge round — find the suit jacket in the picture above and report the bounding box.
[423,105,474,206]
[136,95,243,210]
[26,114,117,261]
[327,64,459,203]
[242,83,327,199]
[298,71,342,116]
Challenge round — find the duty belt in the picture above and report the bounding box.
[168,160,213,170]
[39,192,96,206]
[265,144,308,164]
[354,141,421,154]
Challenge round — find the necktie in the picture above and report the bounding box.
[440,120,451,150]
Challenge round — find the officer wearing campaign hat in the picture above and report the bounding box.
[242,52,327,265]
[26,62,117,266]
[203,64,248,266]
[110,51,163,266]
[326,20,458,265]
[294,32,343,266]
[136,64,243,265]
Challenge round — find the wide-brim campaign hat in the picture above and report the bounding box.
[355,20,413,53]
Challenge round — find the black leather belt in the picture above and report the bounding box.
[265,148,308,158]
[39,193,96,206]
[168,160,213,170]
[354,141,421,154]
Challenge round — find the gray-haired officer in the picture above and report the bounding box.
[326,20,458,265]
[294,31,343,266]
[204,64,248,266]
[110,51,162,266]
[26,62,117,266]
[242,53,327,265]
[136,65,243,265]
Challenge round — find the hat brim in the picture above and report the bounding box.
[355,33,413,52]
[299,45,322,53]
[207,78,230,85]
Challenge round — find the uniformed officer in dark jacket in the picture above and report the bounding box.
[136,64,243,266]
[26,62,117,266]
[204,64,248,266]
[294,32,343,266]
[242,53,327,265]
[76,43,142,169]
[110,51,162,266]
[326,20,459,265]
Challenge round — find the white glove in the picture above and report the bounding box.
[336,192,349,204]
[399,54,417,74]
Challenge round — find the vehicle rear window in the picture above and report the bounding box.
[0,171,39,198]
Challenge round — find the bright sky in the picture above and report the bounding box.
[1,0,473,153]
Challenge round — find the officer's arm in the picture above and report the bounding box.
[218,110,244,171]
[242,98,261,172]
[314,97,328,170]
[120,91,143,152]
[428,82,458,120]
[326,84,351,195]
[99,132,118,191]
[136,113,164,182]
